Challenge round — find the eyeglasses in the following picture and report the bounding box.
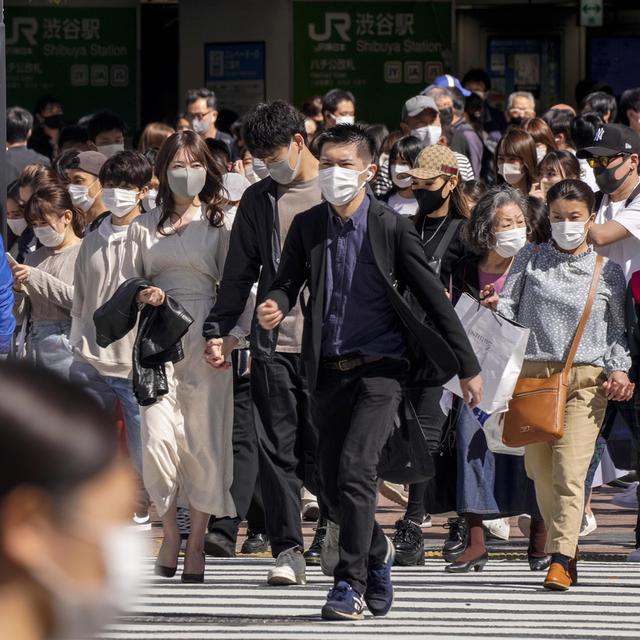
[191,111,212,121]
[586,153,628,169]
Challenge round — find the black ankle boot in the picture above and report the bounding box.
[303,525,326,565]
[392,519,424,566]
[443,516,468,563]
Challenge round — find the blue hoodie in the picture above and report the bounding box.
[0,239,16,354]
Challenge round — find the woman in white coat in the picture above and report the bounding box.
[124,131,252,582]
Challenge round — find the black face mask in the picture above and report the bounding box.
[509,116,523,127]
[416,181,450,215]
[43,114,64,130]
[439,107,454,126]
[594,162,632,194]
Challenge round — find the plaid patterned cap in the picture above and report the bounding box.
[398,144,459,180]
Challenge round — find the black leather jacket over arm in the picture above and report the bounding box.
[93,277,194,406]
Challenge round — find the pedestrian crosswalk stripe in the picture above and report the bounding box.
[98,559,640,640]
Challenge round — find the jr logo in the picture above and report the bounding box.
[308,12,351,42]
[6,17,38,46]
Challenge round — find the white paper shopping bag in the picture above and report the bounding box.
[444,293,530,414]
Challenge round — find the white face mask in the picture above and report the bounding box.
[499,162,525,186]
[334,115,355,126]
[266,141,302,185]
[494,227,527,258]
[102,188,140,219]
[142,188,158,212]
[251,157,270,180]
[33,223,66,248]
[319,166,371,206]
[192,116,210,136]
[551,220,590,251]
[411,125,442,145]
[68,181,99,213]
[7,217,28,236]
[97,143,125,158]
[536,146,547,163]
[391,164,412,189]
[540,176,559,197]
[32,524,147,640]
[167,166,207,199]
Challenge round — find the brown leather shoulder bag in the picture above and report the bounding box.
[502,254,604,447]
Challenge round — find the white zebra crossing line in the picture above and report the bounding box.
[98,558,640,640]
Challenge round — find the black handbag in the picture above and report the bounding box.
[378,396,435,484]
[422,399,460,515]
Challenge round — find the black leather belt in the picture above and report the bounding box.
[322,354,383,372]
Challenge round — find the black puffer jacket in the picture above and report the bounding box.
[93,277,193,406]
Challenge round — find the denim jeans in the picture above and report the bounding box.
[28,320,74,379]
[69,359,143,476]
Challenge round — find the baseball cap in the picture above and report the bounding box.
[576,124,640,158]
[222,172,251,202]
[70,150,108,176]
[401,95,438,121]
[432,74,472,97]
[397,145,458,180]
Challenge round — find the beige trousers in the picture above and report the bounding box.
[522,361,608,557]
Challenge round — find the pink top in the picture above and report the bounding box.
[478,269,509,296]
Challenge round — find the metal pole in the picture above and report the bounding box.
[0,0,7,246]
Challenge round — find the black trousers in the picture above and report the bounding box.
[314,358,405,595]
[595,395,640,547]
[251,352,317,556]
[209,350,265,542]
[403,386,449,523]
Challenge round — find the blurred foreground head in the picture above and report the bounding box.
[0,361,142,640]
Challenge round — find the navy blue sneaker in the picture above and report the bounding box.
[321,580,365,620]
[364,536,395,616]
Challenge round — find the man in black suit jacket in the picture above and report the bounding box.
[257,125,482,621]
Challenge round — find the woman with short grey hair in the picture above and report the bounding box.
[442,183,549,574]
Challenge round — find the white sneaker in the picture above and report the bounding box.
[626,548,640,562]
[267,548,306,586]
[379,481,408,507]
[579,512,597,537]
[321,519,340,577]
[131,512,152,531]
[483,517,510,541]
[421,514,433,529]
[517,514,531,538]
[612,482,639,510]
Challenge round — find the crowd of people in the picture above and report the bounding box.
[1,67,640,633]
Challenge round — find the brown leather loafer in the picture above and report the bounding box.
[543,562,572,591]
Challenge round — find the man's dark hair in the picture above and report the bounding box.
[58,125,89,149]
[462,68,491,92]
[571,113,603,149]
[243,100,307,158]
[450,87,466,114]
[583,91,617,122]
[99,149,152,189]
[185,87,218,111]
[7,106,33,143]
[619,88,640,127]
[316,124,376,163]
[87,110,125,141]
[322,88,356,115]
[33,94,61,117]
[542,109,575,148]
